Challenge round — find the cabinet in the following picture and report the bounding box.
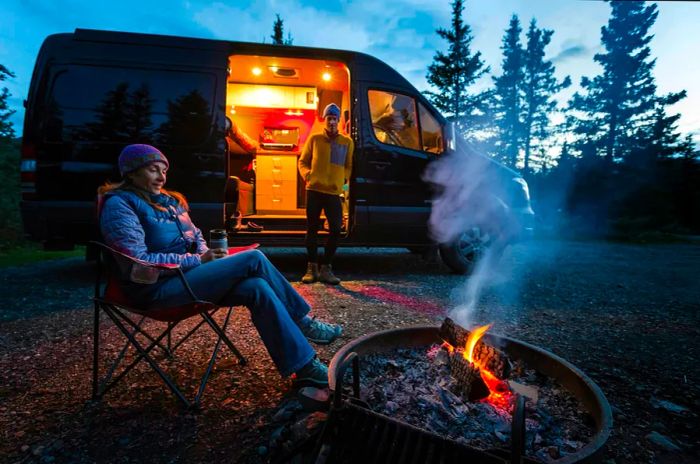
[256,155,298,212]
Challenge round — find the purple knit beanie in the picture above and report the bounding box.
[118,144,169,177]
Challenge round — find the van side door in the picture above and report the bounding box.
[358,86,445,244]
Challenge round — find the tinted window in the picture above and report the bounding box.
[45,66,215,144]
[368,90,420,151]
[418,103,444,154]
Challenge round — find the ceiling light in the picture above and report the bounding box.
[252,67,262,76]
[322,72,331,82]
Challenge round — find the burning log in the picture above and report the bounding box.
[439,318,512,379]
[449,353,490,401]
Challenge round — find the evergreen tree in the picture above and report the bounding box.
[568,2,659,163]
[0,64,16,141]
[271,14,293,45]
[425,0,489,139]
[521,19,570,173]
[492,15,524,168]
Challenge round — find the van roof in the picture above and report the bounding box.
[51,28,416,90]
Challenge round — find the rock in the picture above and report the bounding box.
[650,398,690,415]
[646,432,681,452]
[257,445,268,456]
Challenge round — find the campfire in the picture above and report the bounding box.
[322,318,609,463]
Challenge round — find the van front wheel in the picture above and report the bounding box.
[438,227,500,275]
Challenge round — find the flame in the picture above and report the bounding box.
[463,323,492,362]
[442,323,513,409]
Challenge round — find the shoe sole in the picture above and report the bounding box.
[306,330,342,345]
[293,377,329,388]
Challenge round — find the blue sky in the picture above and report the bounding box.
[2,0,698,144]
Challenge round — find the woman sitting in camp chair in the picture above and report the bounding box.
[98,144,341,387]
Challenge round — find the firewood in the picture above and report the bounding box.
[449,353,490,401]
[439,318,512,379]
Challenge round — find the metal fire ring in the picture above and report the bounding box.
[328,325,613,464]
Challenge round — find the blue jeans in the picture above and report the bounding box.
[138,250,315,377]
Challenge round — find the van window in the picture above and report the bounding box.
[46,66,215,144]
[368,90,420,151]
[418,103,444,154]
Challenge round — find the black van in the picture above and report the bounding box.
[20,29,533,274]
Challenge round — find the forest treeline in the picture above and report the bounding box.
[426,0,699,236]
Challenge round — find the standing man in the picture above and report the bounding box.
[298,103,354,284]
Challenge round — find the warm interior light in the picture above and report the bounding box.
[252,67,262,76]
[322,72,331,81]
[270,66,278,73]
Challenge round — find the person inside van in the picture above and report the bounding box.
[99,144,342,387]
[298,103,354,285]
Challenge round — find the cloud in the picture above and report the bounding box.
[551,43,588,64]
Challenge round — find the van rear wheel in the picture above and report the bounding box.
[438,227,498,275]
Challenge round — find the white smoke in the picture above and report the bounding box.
[423,142,515,327]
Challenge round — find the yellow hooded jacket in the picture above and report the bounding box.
[298,131,354,196]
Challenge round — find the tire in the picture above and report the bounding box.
[438,227,501,274]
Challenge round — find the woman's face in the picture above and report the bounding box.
[128,162,167,194]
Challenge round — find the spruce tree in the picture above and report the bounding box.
[271,14,293,45]
[521,19,570,172]
[568,2,659,163]
[492,15,524,168]
[0,64,16,142]
[425,0,489,139]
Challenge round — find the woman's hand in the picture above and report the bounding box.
[201,248,228,263]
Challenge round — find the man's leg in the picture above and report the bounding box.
[320,194,343,265]
[303,190,323,283]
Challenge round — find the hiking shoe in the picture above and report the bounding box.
[294,357,329,388]
[319,264,341,285]
[301,262,319,284]
[300,317,342,345]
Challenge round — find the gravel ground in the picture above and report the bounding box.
[0,239,698,463]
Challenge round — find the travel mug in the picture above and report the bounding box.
[209,229,228,252]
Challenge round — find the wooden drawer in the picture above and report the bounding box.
[256,193,296,211]
[256,179,297,211]
[256,155,298,182]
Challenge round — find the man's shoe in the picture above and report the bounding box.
[319,264,341,285]
[300,317,342,345]
[301,262,319,284]
[294,357,329,388]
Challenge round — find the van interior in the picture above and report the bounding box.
[224,54,350,234]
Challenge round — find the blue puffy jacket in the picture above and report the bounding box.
[100,189,208,270]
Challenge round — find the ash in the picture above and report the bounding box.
[347,344,595,462]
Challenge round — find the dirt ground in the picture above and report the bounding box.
[0,239,698,463]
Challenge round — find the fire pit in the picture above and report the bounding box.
[320,322,612,464]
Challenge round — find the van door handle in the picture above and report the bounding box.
[369,161,392,170]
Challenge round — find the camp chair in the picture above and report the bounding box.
[91,240,251,409]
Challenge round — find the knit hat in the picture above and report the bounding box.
[118,144,169,177]
[322,103,341,120]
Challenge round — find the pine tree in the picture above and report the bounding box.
[492,15,524,168]
[521,19,570,173]
[271,14,293,45]
[425,0,489,139]
[0,64,16,141]
[568,2,659,163]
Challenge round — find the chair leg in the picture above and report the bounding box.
[103,307,191,407]
[92,303,100,400]
[202,309,247,365]
[118,313,172,357]
[169,316,210,354]
[99,313,152,393]
[194,308,234,405]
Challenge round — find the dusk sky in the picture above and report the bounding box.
[2,0,699,145]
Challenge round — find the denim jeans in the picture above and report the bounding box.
[137,249,315,377]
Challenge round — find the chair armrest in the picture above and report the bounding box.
[228,243,260,255]
[90,241,180,284]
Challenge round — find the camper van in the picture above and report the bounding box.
[20,29,533,274]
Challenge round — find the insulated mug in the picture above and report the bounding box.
[209,229,228,252]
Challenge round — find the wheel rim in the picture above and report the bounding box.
[456,227,490,261]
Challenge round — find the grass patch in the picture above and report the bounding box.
[0,243,85,268]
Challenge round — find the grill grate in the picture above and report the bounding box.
[315,401,533,464]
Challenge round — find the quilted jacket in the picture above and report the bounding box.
[100,189,208,271]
